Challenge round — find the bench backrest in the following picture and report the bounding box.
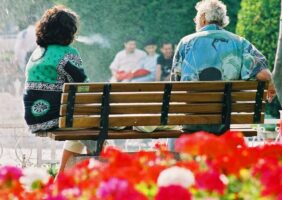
[59,81,267,129]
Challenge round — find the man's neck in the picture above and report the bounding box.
[125,50,135,54]
[164,55,172,59]
[148,52,156,56]
[199,23,222,32]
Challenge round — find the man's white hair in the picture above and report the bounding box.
[195,0,230,28]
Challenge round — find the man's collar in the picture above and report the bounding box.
[199,24,222,32]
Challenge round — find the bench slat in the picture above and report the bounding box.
[61,91,265,104]
[60,103,264,115]
[59,114,263,128]
[47,129,258,141]
[63,81,261,93]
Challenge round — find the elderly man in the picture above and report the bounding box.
[171,0,271,136]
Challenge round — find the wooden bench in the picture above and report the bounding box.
[38,80,267,155]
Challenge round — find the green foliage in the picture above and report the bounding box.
[47,163,58,178]
[53,0,241,81]
[236,0,280,70]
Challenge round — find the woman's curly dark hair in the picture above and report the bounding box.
[35,5,78,47]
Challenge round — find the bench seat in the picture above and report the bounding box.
[37,127,257,141]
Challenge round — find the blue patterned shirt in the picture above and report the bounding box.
[171,24,268,81]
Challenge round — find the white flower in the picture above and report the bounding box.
[20,167,50,191]
[88,158,101,168]
[157,166,195,188]
[220,174,229,185]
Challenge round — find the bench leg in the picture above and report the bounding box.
[94,140,105,156]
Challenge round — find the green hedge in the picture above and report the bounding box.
[55,0,241,81]
[236,0,280,70]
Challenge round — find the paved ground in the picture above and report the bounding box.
[0,127,64,167]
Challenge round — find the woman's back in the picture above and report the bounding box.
[26,45,83,90]
[24,45,86,132]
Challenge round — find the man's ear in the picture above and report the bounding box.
[200,13,206,26]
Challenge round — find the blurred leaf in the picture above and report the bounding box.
[236,0,280,70]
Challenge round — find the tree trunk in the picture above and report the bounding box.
[273,0,282,105]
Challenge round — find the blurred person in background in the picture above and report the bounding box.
[14,16,37,73]
[155,42,174,81]
[14,16,37,94]
[131,39,159,82]
[109,37,146,82]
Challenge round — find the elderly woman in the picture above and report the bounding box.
[171,0,271,138]
[23,6,95,174]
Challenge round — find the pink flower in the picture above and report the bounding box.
[96,178,147,200]
[0,166,24,196]
[155,185,192,200]
[0,166,23,181]
[44,194,67,200]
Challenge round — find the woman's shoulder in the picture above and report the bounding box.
[47,45,79,55]
[29,45,80,65]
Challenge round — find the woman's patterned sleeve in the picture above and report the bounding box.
[58,48,88,83]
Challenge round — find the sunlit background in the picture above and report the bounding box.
[0,0,279,167]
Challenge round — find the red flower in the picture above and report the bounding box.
[55,171,77,191]
[195,170,226,194]
[211,147,259,175]
[154,141,168,151]
[155,185,192,200]
[101,147,134,168]
[140,165,167,183]
[175,131,217,155]
[1,131,279,199]
[253,158,282,198]
[199,136,226,158]
[176,161,200,174]
[220,131,246,150]
[256,144,282,160]
[175,131,246,159]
